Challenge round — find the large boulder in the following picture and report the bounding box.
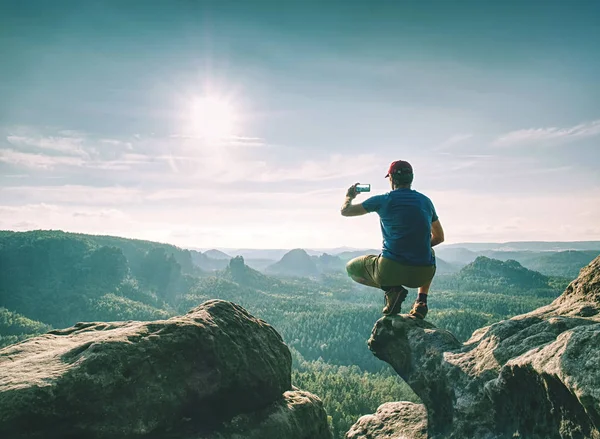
[0,300,331,439]
[350,256,600,439]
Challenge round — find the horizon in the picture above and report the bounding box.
[3,228,600,255]
[2,0,600,248]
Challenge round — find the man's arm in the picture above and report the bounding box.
[340,183,368,217]
[341,196,368,217]
[431,219,445,247]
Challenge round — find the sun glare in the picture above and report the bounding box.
[189,96,238,141]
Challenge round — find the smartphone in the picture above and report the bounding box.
[356,184,371,193]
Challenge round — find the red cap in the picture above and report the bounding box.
[385,160,413,178]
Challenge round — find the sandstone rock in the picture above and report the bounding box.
[209,390,332,439]
[345,401,427,439]
[0,300,330,439]
[368,315,460,433]
[353,256,600,439]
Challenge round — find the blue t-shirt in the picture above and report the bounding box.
[362,188,438,266]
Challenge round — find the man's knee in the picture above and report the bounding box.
[345,258,357,277]
[351,275,370,286]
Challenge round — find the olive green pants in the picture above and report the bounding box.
[346,254,436,289]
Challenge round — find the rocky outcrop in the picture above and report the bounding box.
[210,389,331,439]
[350,256,600,439]
[346,402,428,439]
[0,300,331,439]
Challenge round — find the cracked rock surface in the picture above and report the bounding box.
[348,256,600,439]
[0,300,331,439]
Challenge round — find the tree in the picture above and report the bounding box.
[138,248,182,298]
[84,246,129,290]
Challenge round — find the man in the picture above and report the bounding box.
[340,160,444,319]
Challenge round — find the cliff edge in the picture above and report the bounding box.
[0,300,332,439]
[349,255,600,439]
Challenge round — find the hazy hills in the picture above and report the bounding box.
[0,229,590,439]
[203,249,232,260]
[194,242,599,279]
[199,241,600,260]
[0,229,575,353]
[439,241,600,252]
[266,249,321,277]
[2,230,597,281]
[435,247,600,278]
[434,256,566,297]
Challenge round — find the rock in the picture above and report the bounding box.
[368,315,460,433]
[354,256,600,439]
[345,401,427,439]
[209,390,331,439]
[0,300,331,439]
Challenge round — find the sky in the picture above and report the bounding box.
[1,0,600,249]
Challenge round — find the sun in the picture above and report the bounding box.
[189,95,239,141]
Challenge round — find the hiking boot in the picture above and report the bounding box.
[409,301,428,319]
[382,286,408,315]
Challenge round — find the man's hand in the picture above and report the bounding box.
[341,183,368,217]
[346,182,359,199]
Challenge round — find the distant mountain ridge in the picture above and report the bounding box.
[459,256,549,289]
[191,242,600,280]
[203,249,232,260]
[223,256,283,290]
[439,241,600,252]
[434,256,564,297]
[191,241,600,260]
[436,247,600,278]
[266,249,320,278]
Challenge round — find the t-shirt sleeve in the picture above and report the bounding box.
[362,194,385,213]
[431,201,439,222]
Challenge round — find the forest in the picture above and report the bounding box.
[0,230,594,437]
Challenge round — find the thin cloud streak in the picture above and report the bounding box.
[169,134,267,148]
[0,148,153,171]
[493,119,600,147]
[434,133,473,151]
[3,128,374,184]
[0,149,85,168]
[2,184,346,209]
[6,135,87,156]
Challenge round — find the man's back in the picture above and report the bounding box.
[363,188,437,266]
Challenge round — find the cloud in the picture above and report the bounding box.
[0,149,85,168]
[3,186,600,249]
[4,128,139,159]
[252,153,379,182]
[169,134,266,148]
[145,189,197,201]
[0,198,381,249]
[100,139,133,150]
[6,135,87,156]
[492,119,600,147]
[1,185,143,205]
[153,135,379,183]
[72,209,129,220]
[2,127,154,171]
[426,188,600,243]
[434,133,473,151]
[0,148,152,171]
[0,204,135,237]
[1,185,346,213]
[3,126,380,184]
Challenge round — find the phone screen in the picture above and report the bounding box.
[356,184,371,193]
